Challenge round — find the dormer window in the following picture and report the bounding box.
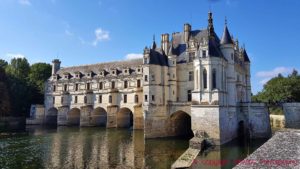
[75,72,81,79]
[137,68,140,72]
[64,75,69,79]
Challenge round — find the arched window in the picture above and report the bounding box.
[212,69,217,89]
[203,69,207,89]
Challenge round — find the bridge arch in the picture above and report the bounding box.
[45,107,58,125]
[170,110,194,138]
[117,107,133,128]
[91,107,107,127]
[67,108,80,126]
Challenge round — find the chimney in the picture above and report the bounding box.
[184,23,191,43]
[161,33,170,53]
[52,59,61,75]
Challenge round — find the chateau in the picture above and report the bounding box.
[38,12,271,145]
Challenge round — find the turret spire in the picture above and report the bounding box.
[208,11,215,37]
[152,34,157,49]
[221,18,234,45]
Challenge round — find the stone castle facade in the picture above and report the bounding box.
[42,12,271,145]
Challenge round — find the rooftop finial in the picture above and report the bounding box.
[225,16,227,26]
[208,10,214,37]
[152,34,157,49]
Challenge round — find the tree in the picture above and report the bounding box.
[0,59,8,69]
[28,63,52,104]
[252,70,300,104]
[5,57,30,80]
[0,67,11,117]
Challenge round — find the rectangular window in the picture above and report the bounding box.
[53,97,55,104]
[87,83,90,90]
[124,94,127,103]
[109,95,112,103]
[124,80,128,88]
[152,95,155,101]
[99,82,103,90]
[188,71,194,81]
[151,75,155,81]
[74,96,78,103]
[137,79,141,88]
[61,97,64,104]
[187,90,192,101]
[144,95,148,102]
[53,85,56,92]
[111,81,115,89]
[144,75,148,82]
[64,84,68,91]
[189,52,195,62]
[75,84,79,91]
[135,95,139,103]
[99,95,102,103]
[202,50,206,58]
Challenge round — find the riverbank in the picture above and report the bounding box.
[0,117,25,134]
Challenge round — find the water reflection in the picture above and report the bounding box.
[190,138,268,169]
[0,127,188,169]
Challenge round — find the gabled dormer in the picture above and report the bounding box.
[99,69,108,77]
[136,66,142,74]
[123,67,130,75]
[85,71,94,78]
[52,74,58,81]
[110,68,117,76]
[74,71,82,79]
[63,72,70,79]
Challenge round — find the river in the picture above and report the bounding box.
[0,126,267,169]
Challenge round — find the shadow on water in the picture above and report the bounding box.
[0,126,189,169]
[191,137,268,169]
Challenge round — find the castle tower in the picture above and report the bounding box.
[220,19,236,106]
[242,48,251,102]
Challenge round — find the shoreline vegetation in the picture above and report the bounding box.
[0,58,51,119]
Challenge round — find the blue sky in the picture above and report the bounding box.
[0,0,300,94]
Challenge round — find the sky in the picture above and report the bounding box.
[0,0,300,94]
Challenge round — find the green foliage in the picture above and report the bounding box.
[29,63,51,92]
[252,69,300,104]
[28,63,52,104]
[0,59,8,69]
[1,58,52,117]
[0,67,11,117]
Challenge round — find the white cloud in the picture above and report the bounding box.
[125,53,143,60]
[19,0,31,6]
[92,28,110,46]
[6,53,26,59]
[256,66,293,85]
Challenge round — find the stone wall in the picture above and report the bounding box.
[269,114,285,128]
[283,102,300,129]
[247,103,271,138]
[26,105,45,125]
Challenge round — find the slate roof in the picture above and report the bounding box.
[166,28,223,62]
[243,48,250,62]
[56,59,143,75]
[148,48,169,66]
[220,25,234,45]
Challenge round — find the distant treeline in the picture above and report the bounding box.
[0,58,51,117]
[252,69,300,104]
